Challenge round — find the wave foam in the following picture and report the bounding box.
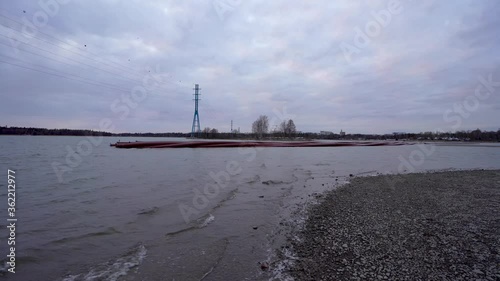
[198,214,215,228]
[62,244,147,281]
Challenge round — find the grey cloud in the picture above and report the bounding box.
[0,0,499,133]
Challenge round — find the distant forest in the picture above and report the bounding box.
[1,126,499,142]
[0,126,184,138]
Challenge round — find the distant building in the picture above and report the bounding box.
[340,129,345,136]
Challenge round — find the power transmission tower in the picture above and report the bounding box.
[191,84,201,137]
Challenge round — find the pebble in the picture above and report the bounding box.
[279,170,500,281]
[473,269,484,275]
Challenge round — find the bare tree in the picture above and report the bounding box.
[202,127,211,138]
[286,119,296,138]
[277,119,297,138]
[252,115,269,139]
[279,120,287,137]
[210,128,218,138]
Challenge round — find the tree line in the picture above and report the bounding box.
[1,126,499,142]
[251,115,296,139]
[0,126,184,137]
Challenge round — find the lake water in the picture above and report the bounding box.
[0,136,499,281]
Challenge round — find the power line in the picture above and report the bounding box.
[0,40,142,89]
[0,11,141,75]
[0,11,190,88]
[0,33,149,85]
[0,8,194,89]
[0,58,133,94]
[0,53,132,92]
[0,40,85,72]
[1,21,143,77]
[0,40,183,96]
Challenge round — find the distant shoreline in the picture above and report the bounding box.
[281,169,500,280]
[2,134,500,146]
[1,126,499,142]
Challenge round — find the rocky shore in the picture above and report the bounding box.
[282,170,500,281]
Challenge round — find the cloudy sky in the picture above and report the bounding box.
[0,0,499,134]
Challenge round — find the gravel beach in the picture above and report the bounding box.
[283,170,500,281]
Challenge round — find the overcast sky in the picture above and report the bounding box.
[0,0,499,134]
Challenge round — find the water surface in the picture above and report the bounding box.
[0,136,499,280]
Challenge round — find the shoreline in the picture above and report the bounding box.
[279,169,500,280]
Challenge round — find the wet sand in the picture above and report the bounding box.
[281,170,500,280]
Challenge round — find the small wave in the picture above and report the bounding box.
[0,254,40,275]
[0,261,7,275]
[202,188,239,216]
[164,225,197,238]
[198,214,215,228]
[65,176,99,185]
[244,174,261,184]
[356,170,378,176]
[215,188,237,207]
[49,197,74,204]
[199,238,229,281]
[262,180,285,185]
[51,227,121,244]
[137,206,159,216]
[92,154,106,158]
[271,247,298,281]
[62,244,147,281]
[262,177,298,185]
[164,214,215,239]
[199,188,239,219]
[165,190,236,238]
[101,184,117,190]
[80,199,97,204]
